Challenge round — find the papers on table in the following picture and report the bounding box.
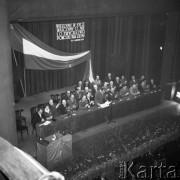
[39,120,51,126]
[99,101,111,108]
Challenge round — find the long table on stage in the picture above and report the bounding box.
[37,90,163,138]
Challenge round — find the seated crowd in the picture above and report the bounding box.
[32,73,158,124]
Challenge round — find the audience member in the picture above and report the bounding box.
[84,80,91,90]
[106,87,116,101]
[92,84,98,98]
[76,80,84,91]
[102,82,110,93]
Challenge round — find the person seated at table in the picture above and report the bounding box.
[32,107,45,128]
[86,92,95,106]
[130,84,140,96]
[109,80,115,90]
[67,94,78,110]
[106,87,117,101]
[79,95,90,110]
[102,82,110,93]
[83,79,91,90]
[43,104,53,120]
[104,73,113,83]
[138,75,145,84]
[49,99,60,117]
[76,80,84,91]
[129,75,138,87]
[118,85,130,98]
[83,86,91,95]
[149,78,157,91]
[62,90,71,101]
[139,79,149,93]
[93,75,101,87]
[119,75,128,88]
[92,84,98,99]
[74,86,83,103]
[95,87,107,106]
[59,99,69,115]
[114,76,121,92]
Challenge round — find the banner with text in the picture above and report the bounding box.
[56,22,85,42]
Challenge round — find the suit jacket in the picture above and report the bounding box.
[67,99,78,109]
[74,91,83,102]
[129,79,138,87]
[104,76,113,83]
[79,100,88,110]
[59,104,68,115]
[32,112,44,127]
[95,90,105,105]
[114,80,120,91]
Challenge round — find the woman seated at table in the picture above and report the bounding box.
[79,95,90,110]
[59,99,69,115]
[86,92,95,106]
[43,104,53,120]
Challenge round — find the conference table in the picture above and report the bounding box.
[36,89,163,139]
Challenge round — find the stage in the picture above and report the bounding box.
[14,86,179,159]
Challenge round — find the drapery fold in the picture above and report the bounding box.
[10,23,94,82]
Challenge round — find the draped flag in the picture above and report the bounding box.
[10,23,94,82]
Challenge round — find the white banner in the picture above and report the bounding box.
[56,22,85,41]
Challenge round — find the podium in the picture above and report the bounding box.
[37,133,72,170]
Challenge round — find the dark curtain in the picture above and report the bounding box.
[13,14,165,97]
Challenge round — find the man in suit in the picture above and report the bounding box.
[114,76,120,92]
[104,73,113,83]
[129,75,138,87]
[149,78,157,91]
[95,88,106,106]
[74,86,83,103]
[49,99,60,117]
[62,90,71,101]
[32,107,45,129]
[130,84,140,96]
[86,92,95,106]
[119,75,128,88]
[118,85,129,98]
[79,95,90,110]
[67,94,78,110]
[93,75,101,87]
[59,99,69,115]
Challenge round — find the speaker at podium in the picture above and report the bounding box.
[37,133,72,170]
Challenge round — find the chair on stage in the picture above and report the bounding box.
[30,106,38,136]
[15,109,26,126]
[16,118,29,141]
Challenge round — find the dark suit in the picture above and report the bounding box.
[114,80,120,91]
[59,104,68,115]
[32,112,44,129]
[129,79,138,87]
[95,90,105,105]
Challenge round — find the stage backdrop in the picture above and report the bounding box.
[12,14,166,97]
